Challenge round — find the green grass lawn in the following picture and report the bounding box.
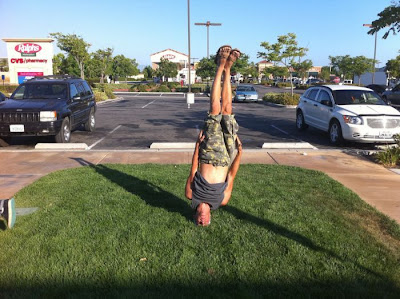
[1,164,400,298]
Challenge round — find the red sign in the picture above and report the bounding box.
[14,43,42,54]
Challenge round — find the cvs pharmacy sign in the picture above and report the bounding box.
[15,43,42,56]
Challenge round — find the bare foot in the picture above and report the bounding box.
[215,45,232,67]
[225,49,241,70]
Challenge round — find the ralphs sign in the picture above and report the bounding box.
[15,43,42,57]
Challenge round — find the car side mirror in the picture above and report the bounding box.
[321,99,332,106]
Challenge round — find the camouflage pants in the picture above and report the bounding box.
[199,113,239,167]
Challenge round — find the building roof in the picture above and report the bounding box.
[150,48,188,57]
[258,60,272,64]
[2,38,54,43]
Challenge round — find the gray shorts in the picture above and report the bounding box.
[199,113,239,167]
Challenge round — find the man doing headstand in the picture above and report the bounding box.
[185,45,242,226]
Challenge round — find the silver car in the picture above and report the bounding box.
[234,85,259,102]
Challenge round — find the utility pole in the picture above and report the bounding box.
[363,23,377,84]
[194,21,222,58]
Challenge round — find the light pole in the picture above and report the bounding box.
[363,23,377,84]
[186,0,194,108]
[194,21,222,58]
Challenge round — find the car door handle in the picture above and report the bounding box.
[303,100,308,103]
[314,104,318,107]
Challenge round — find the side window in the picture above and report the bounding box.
[81,81,92,96]
[317,90,331,103]
[70,84,79,98]
[76,82,86,97]
[308,89,319,101]
[303,89,310,98]
[393,84,400,92]
[13,85,26,99]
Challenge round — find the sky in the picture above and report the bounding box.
[0,0,399,68]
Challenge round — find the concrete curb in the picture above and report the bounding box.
[263,102,297,109]
[262,142,317,149]
[35,143,88,150]
[150,142,196,149]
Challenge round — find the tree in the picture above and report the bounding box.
[352,56,374,84]
[143,66,154,79]
[196,57,216,79]
[386,54,400,78]
[52,53,65,74]
[263,66,288,79]
[243,62,259,79]
[157,57,178,80]
[292,59,313,81]
[111,55,139,81]
[92,48,113,83]
[258,33,308,95]
[329,55,354,80]
[368,1,400,39]
[50,32,91,79]
[320,66,331,82]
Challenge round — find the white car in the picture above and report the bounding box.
[296,85,400,144]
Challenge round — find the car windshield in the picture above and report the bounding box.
[11,83,67,100]
[237,86,255,92]
[332,90,386,105]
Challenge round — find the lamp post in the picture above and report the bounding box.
[186,0,194,108]
[363,23,377,84]
[194,21,222,58]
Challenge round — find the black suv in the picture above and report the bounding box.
[0,75,96,143]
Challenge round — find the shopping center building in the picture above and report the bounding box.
[2,38,54,84]
[150,49,196,84]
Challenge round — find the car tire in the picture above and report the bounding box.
[329,120,344,145]
[84,109,96,132]
[296,110,308,131]
[55,117,71,143]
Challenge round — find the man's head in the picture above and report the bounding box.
[195,202,211,226]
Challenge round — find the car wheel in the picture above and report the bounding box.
[296,110,308,131]
[55,117,71,143]
[84,109,96,132]
[329,120,344,145]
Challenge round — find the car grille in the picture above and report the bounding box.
[0,112,40,124]
[366,117,400,129]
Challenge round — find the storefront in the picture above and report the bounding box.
[150,49,195,84]
[2,38,54,84]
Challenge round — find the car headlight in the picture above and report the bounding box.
[40,111,57,122]
[343,115,363,125]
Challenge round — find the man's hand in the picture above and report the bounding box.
[236,135,243,153]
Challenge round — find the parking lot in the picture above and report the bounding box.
[0,91,381,152]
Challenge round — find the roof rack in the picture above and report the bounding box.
[28,75,81,81]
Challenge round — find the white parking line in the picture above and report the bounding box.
[271,125,289,135]
[141,100,157,109]
[88,125,122,150]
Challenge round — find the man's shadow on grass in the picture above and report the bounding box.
[71,158,387,281]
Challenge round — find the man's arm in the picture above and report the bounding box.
[185,131,204,200]
[221,136,243,206]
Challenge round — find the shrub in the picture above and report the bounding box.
[167,82,180,89]
[93,90,108,102]
[296,84,309,90]
[95,84,116,99]
[0,85,18,94]
[262,92,300,105]
[277,82,292,88]
[137,84,148,92]
[375,135,400,167]
[156,85,171,92]
[147,82,156,88]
